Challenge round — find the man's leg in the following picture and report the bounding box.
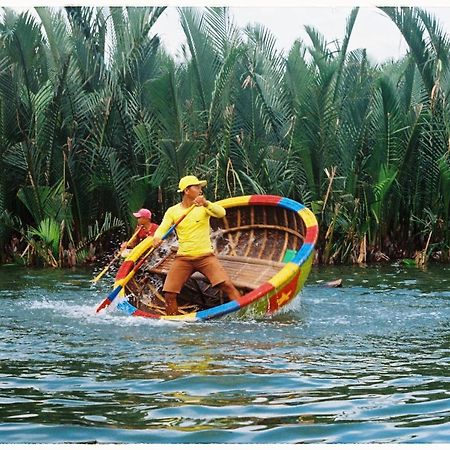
[164,292,179,315]
[162,256,194,315]
[218,280,241,300]
[197,254,241,301]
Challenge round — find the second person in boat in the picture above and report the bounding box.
[121,208,159,256]
[152,175,241,315]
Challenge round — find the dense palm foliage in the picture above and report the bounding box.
[0,6,449,266]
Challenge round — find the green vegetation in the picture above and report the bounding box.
[0,6,449,267]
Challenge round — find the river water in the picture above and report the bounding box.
[0,263,449,444]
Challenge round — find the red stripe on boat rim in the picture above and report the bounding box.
[115,260,134,281]
[237,282,274,307]
[132,309,161,319]
[248,195,282,205]
[303,224,319,244]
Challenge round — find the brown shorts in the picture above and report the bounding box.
[163,253,230,294]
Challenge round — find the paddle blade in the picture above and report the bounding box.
[95,298,111,313]
[95,284,123,313]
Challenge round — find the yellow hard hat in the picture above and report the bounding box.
[177,175,207,192]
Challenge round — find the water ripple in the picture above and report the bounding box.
[0,265,450,443]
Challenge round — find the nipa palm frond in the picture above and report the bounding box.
[178,7,216,111]
[79,211,124,250]
[98,146,132,219]
[379,7,435,96]
[203,7,242,59]
[243,24,290,141]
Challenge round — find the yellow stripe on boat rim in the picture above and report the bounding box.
[268,262,299,289]
[162,312,198,321]
[216,195,252,208]
[299,208,317,228]
[125,236,155,262]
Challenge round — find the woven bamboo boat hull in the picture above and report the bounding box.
[110,195,318,321]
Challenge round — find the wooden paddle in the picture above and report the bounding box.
[90,225,142,283]
[95,204,196,313]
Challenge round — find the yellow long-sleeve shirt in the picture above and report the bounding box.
[154,201,226,257]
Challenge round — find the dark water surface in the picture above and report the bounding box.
[0,263,449,444]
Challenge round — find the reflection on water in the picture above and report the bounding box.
[0,264,449,443]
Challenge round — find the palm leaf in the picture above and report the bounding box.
[243,23,290,141]
[159,139,199,181]
[28,217,61,258]
[380,7,436,96]
[178,7,212,111]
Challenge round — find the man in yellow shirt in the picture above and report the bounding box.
[153,175,241,315]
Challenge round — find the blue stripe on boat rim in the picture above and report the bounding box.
[291,243,314,266]
[196,300,241,320]
[279,197,305,213]
[116,299,137,315]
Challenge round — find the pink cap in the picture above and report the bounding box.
[133,208,152,219]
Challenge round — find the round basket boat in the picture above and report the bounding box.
[106,194,318,321]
